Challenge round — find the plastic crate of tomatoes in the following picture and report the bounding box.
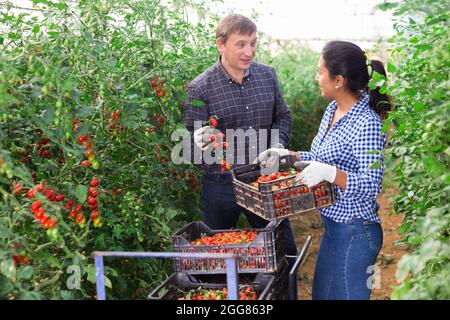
[231,156,335,221]
[148,272,274,300]
[172,220,285,274]
[189,259,290,300]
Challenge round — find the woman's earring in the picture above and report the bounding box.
[335,85,340,89]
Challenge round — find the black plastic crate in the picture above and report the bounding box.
[148,272,274,300]
[231,157,335,221]
[188,259,290,300]
[172,220,286,274]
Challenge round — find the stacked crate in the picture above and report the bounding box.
[149,156,319,300]
[148,272,274,300]
[148,220,285,300]
[172,220,285,274]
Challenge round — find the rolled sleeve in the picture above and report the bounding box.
[298,151,314,161]
[341,120,385,200]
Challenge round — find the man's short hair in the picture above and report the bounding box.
[216,14,257,44]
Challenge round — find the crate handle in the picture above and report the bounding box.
[293,161,310,170]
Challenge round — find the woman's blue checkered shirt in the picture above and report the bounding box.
[300,94,386,223]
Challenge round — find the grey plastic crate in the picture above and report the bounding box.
[188,259,290,300]
[231,160,335,221]
[148,272,274,300]
[172,220,286,274]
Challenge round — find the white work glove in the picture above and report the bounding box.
[294,161,337,188]
[193,125,219,151]
[253,144,289,169]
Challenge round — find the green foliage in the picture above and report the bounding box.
[0,0,216,299]
[379,0,450,300]
[262,44,325,151]
[0,0,326,300]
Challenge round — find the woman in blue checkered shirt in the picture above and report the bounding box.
[301,41,392,300]
[261,41,392,299]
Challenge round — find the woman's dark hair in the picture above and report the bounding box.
[322,41,392,120]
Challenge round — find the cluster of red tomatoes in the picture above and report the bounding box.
[313,184,330,207]
[145,112,166,137]
[272,185,311,201]
[15,130,57,165]
[250,169,298,190]
[207,116,232,172]
[108,109,121,130]
[35,135,52,159]
[71,119,100,169]
[15,176,104,237]
[12,254,30,266]
[150,75,165,98]
[187,173,200,191]
[178,287,257,300]
[26,181,60,236]
[191,230,257,246]
[66,177,103,228]
[75,132,99,169]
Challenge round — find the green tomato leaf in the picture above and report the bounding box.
[191,99,206,107]
[75,185,88,203]
[369,160,382,170]
[42,108,55,124]
[17,266,33,280]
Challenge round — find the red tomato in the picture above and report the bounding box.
[46,219,57,229]
[26,189,35,199]
[14,183,22,195]
[39,215,49,225]
[90,211,100,220]
[87,197,97,206]
[90,179,99,188]
[209,118,218,128]
[35,181,45,192]
[31,200,42,212]
[80,160,90,167]
[75,213,84,223]
[65,199,74,210]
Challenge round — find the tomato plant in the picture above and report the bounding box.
[376,0,449,300]
[0,0,327,300]
[0,0,218,299]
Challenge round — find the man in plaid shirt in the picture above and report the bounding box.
[183,14,297,256]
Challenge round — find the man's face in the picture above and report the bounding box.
[217,32,257,72]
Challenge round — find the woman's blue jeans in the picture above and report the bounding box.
[201,173,297,256]
[312,215,383,300]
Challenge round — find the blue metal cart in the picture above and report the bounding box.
[92,236,311,300]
